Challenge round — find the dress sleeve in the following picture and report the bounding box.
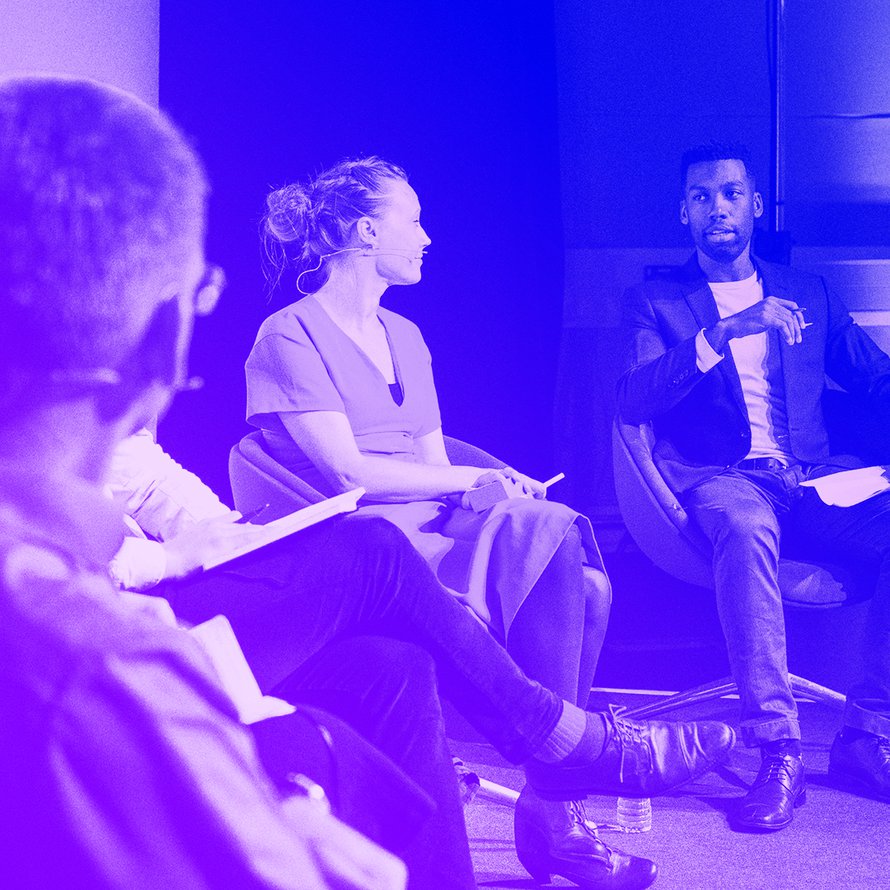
[246,331,346,425]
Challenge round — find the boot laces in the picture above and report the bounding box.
[569,800,616,860]
[874,735,890,773]
[607,704,652,782]
[757,753,796,787]
[569,799,597,836]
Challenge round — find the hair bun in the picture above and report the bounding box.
[264,183,312,245]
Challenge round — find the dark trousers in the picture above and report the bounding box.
[684,464,890,746]
[165,515,560,761]
[165,515,567,888]
[252,636,471,890]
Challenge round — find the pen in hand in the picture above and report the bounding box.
[542,472,565,490]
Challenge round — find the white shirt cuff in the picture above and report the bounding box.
[695,328,725,372]
[108,537,168,591]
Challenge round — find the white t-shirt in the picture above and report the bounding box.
[694,272,793,462]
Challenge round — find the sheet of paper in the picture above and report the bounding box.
[799,466,890,507]
[203,487,365,571]
[189,614,296,725]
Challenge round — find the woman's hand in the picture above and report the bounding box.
[462,468,546,508]
[162,513,270,580]
[498,466,546,499]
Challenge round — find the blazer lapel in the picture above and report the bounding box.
[757,260,805,406]
[679,257,747,415]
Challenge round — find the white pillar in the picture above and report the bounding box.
[0,0,158,106]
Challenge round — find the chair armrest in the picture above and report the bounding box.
[613,421,689,533]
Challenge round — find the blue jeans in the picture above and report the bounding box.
[685,464,890,746]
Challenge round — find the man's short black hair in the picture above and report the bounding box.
[681,141,755,189]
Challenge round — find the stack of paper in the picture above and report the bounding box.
[799,466,890,507]
[189,614,296,725]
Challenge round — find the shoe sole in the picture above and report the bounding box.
[829,767,890,803]
[731,789,806,833]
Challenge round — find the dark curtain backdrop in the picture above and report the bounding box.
[158,1,564,498]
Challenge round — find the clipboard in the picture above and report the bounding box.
[202,487,365,571]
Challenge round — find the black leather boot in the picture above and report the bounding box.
[514,785,657,889]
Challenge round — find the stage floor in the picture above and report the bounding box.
[455,693,888,890]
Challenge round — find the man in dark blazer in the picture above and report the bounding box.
[617,141,890,832]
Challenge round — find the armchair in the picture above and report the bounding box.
[611,417,860,718]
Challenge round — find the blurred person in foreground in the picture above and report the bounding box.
[0,74,732,890]
[0,73,405,890]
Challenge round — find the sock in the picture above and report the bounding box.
[762,738,802,757]
[532,703,608,764]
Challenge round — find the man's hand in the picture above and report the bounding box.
[705,296,808,353]
[162,514,271,580]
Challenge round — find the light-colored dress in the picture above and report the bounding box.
[246,295,603,640]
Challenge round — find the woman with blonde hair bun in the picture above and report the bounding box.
[246,157,635,889]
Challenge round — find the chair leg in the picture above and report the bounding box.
[620,672,846,720]
[621,677,738,719]
[788,673,846,709]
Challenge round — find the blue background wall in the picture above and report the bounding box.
[3,0,887,690]
[156,1,890,532]
[159,0,565,497]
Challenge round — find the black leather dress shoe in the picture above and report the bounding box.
[733,752,805,832]
[514,786,658,890]
[829,731,890,801]
[527,706,736,800]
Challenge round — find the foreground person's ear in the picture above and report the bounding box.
[96,296,189,423]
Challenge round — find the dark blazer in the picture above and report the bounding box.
[616,254,890,493]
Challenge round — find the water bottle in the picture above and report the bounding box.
[615,796,652,832]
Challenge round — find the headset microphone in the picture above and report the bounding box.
[366,247,428,258]
[296,247,428,294]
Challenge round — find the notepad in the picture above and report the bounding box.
[799,467,890,507]
[202,487,365,571]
